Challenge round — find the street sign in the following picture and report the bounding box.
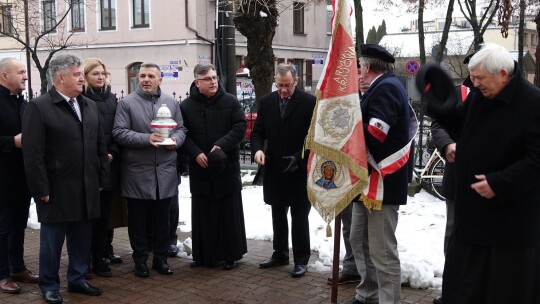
[405,60,420,75]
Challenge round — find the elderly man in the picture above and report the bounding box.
[0,58,39,294]
[251,63,316,278]
[113,63,186,278]
[423,43,540,303]
[180,63,247,270]
[343,44,414,304]
[22,54,109,303]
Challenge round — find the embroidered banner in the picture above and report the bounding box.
[305,0,368,236]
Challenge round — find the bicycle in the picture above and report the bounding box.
[412,136,446,200]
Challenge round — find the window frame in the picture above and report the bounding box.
[0,5,14,35]
[132,0,149,28]
[70,0,85,32]
[293,2,305,35]
[100,0,116,30]
[42,0,57,34]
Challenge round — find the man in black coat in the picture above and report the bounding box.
[251,63,316,278]
[0,58,38,294]
[423,43,540,304]
[22,54,108,304]
[180,63,247,270]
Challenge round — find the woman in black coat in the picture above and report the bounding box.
[180,64,247,269]
[81,58,121,277]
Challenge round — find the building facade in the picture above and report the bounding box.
[0,0,331,98]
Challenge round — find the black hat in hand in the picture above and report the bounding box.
[415,63,457,116]
[207,149,227,174]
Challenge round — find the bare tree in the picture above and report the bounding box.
[458,0,501,48]
[233,0,325,105]
[0,0,96,94]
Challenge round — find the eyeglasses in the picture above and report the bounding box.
[197,76,219,82]
[276,82,295,89]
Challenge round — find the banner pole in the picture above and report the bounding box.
[331,212,342,303]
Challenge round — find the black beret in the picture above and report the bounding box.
[415,63,457,116]
[462,51,477,64]
[207,149,227,174]
[360,44,395,63]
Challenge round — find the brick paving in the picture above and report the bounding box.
[1,228,441,303]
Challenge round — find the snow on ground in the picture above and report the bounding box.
[29,169,446,290]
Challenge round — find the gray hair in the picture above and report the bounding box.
[48,54,81,82]
[359,56,394,74]
[0,57,18,72]
[468,43,514,75]
[193,63,216,78]
[275,63,297,79]
[140,62,161,73]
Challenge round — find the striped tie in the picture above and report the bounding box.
[68,98,80,121]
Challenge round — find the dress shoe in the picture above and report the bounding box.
[259,257,289,268]
[107,253,123,264]
[168,244,179,257]
[93,259,112,277]
[340,298,365,304]
[67,282,102,296]
[134,262,149,277]
[291,264,307,278]
[152,259,173,275]
[327,272,361,285]
[223,261,238,270]
[10,269,39,283]
[42,290,63,303]
[433,296,443,304]
[0,279,20,294]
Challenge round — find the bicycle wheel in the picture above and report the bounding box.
[425,157,445,200]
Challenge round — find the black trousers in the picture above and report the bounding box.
[271,201,311,265]
[127,197,172,263]
[0,197,31,280]
[169,194,179,246]
[39,220,92,292]
[91,190,113,263]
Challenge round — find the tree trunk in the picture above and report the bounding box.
[233,1,278,107]
[534,10,540,87]
[418,0,426,64]
[436,0,455,63]
[518,0,525,71]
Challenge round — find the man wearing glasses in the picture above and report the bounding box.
[251,63,316,278]
[180,63,247,270]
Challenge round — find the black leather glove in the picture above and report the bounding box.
[281,155,299,175]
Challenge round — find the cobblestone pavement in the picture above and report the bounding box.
[0,228,441,303]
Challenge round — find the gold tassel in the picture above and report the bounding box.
[326,224,332,237]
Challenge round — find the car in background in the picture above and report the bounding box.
[239,97,257,149]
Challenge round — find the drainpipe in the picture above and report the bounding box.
[185,0,214,63]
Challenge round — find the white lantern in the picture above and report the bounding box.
[150,104,177,145]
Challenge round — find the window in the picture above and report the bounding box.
[100,0,116,30]
[71,0,85,31]
[127,62,142,93]
[132,0,149,28]
[293,2,304,34]
[0,5,14,35]
[42,1,57,33]
[326,4,332,34]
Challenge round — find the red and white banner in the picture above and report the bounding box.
[305,0,368,236]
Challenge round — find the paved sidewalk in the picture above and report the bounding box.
[1,228,441,303]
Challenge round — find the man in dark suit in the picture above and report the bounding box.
[0,58,39,294]
[423,43,540,304]
[250,63,316,278]
[22,54,108,304]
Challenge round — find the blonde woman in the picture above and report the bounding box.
[81,58,121,277]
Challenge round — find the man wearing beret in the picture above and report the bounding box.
[423,43,540,304]
[343,44,414,304]
[180,63,247,270]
